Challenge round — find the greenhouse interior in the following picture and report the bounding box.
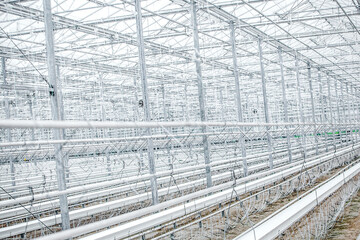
[1,0,360,239]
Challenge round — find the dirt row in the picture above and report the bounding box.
[326,189,360,240]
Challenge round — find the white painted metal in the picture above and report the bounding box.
[234,161,360,240]
[34,143,360,240]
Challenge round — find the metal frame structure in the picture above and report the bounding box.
[1,0,360,239]
[235,159,360,240]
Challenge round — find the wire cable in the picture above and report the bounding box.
[0,186,55,233]
[0,26,52,88]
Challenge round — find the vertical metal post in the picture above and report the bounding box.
[2,58,10,143]
[162,84,172,170]
[100,78,107,122]
[317,70,325,122]
[355,87,359,124]
[135,0,159,204]
[346,83,353,142]
[318,69,328,151]
[356,88,360,139]
[161,84,167,121]
[57,67,67,127]
[278,47,292,163]
[56,66,65,122]
[2,57,6,85]
[2,57,15,187]
[351,85,357,141]
[219,88,225,121]
[340,83,346,122]
[190,0,212,187]
[326,74,336,148]
[258,38,273,169]
[350,85,354,123]
[43,0,70,230]
[345,84,350,122]
[27,95,35,141]
[184,83,189,121]
[155,89,160,120]
[295,53,306,158]
[340,82,347,144]
[307,63,319,154]
[357,88,360,123]
[56,65,69,182]
[334,80,342,146]
[229,21,247,175]
[351,84,358,142]
[334,81,341,123]
[133,77,140,122]
[99,76,111,176]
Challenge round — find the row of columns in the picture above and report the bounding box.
[26,0,360,231]
[124,0,360,207]
[186,1,359,186]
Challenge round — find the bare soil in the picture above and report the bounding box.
[326,190,360,240]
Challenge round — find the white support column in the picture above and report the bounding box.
[295,53,306,159]
[346,83,354,142]
[56,65,69,182]
[351,85,358,142]
[258,38,273,169]
[355,87,358,124]
[2,57,10,143]
[357,88,360,123]
[134,0,159,204]
[307,63,319,154]
[334,80,341,124]
[2,57,15,187]
[184,82,189,121]
[190,0,212,187]
[340,82,347,143]
[334,80,343,147]
[219,88,225,121]
[230,21,247,175]
[162,84,173,170]
[161,84,167,121]
[340,82,347,122]
[133,76,140,124]
[55,66,65,122]
[99,75,111,176]
[326,73,336,149]
[318,69,328,151]
[43,0,70,230]
[27,94,35,141]
[278,47,292,162]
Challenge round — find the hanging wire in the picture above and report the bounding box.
[0,26,52,88]
[0,186,55,233]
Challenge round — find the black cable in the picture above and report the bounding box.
[0,26,52,88]
[0,186,54,233]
